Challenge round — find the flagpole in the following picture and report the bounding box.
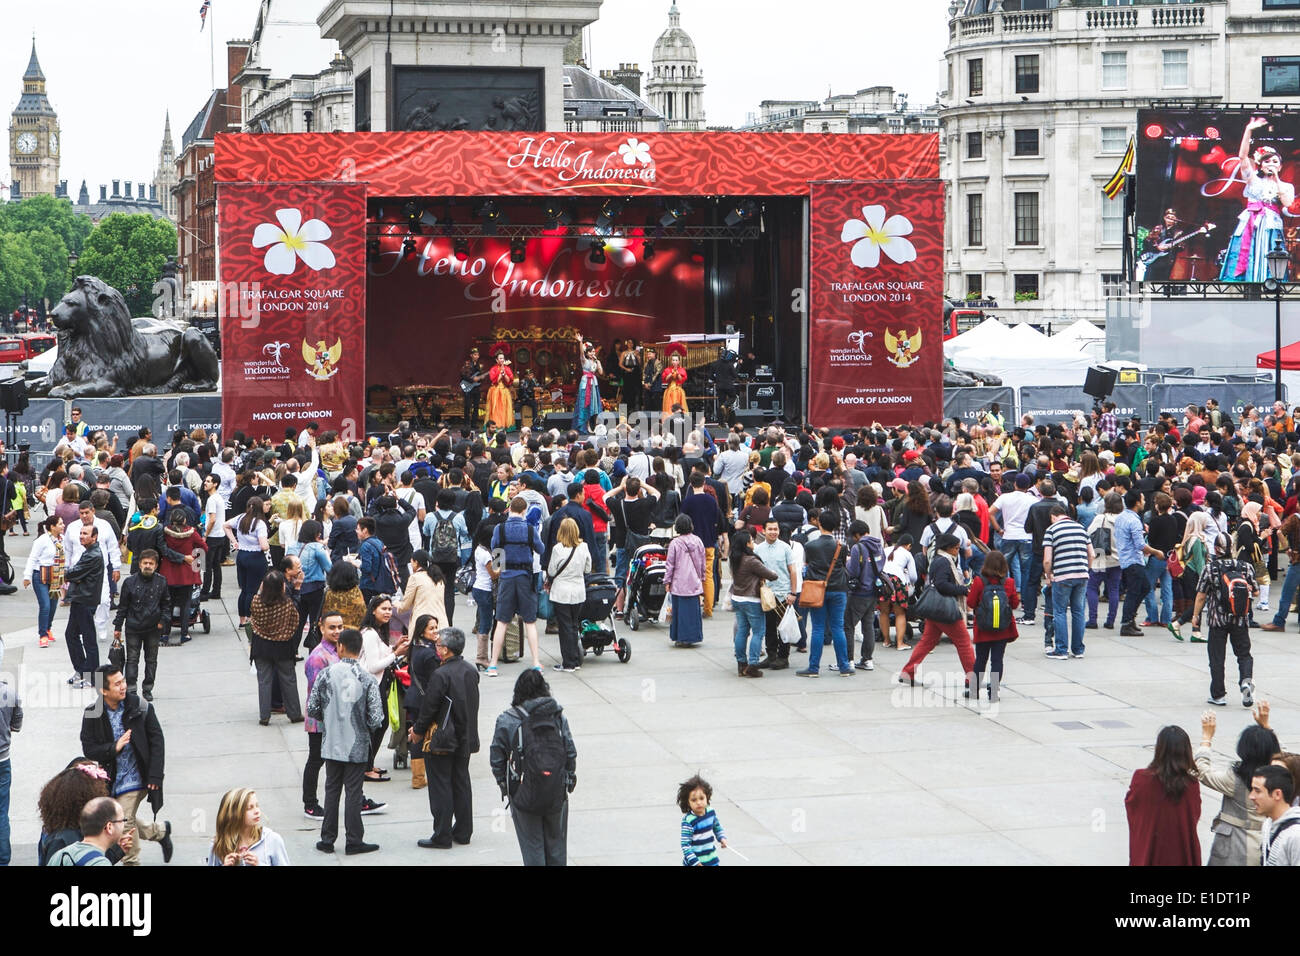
[210,4,216,92]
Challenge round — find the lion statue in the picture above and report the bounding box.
[31,275,220,398]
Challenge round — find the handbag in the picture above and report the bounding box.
[421,695,458,756]
[798,540,842,609]
[1166,545,1184,579]
[913,554,962,623]
[759,583,779,612]
[108,635,126,670]
[454,560,475,595]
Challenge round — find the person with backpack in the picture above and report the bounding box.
[898,533,975,686]
[965,549,1018,701]
[879,535,918,651]
[489,669,577,866]
[1085,492,1124,630]
[1192,532,1258,707]
[844,519,885,671]
[424,489,470,628]
[486,496,546,675]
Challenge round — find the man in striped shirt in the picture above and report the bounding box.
[1044,506,1094,660]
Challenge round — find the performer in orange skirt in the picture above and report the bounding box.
[484,343,515,432]
[662,343,688,417]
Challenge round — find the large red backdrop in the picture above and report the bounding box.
[215,131,939,197]
[218,183,367,438]
[368,230,704,388]
[808,181,945,427]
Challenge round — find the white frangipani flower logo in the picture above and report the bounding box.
[841,204,916,269]
[618,137,652,166]
[252,208,335,276]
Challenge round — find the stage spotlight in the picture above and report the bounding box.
[643,240,657,261]
[367,238,380,262]
[660,200,691,229]
[454,238,471,261]
[725,199,758,228]
[596,198,627,234]
[690,240,706,263]
[543,201,573,229]
[402,236,418,259]
[477,200,506,236]
[589,239,607,265]
[510,238,527,264]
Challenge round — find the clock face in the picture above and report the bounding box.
[49,133,58,155]
[16,132,37,154]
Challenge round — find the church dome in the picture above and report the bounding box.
[652,2,698,64]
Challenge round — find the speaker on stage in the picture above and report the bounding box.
[0,378,28,414]
[1083,366,1118,400]
[543,413,573,432]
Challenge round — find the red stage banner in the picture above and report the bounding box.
[218,183,367,439]
[215,131,939,198]
[368,231,704,388]
[808,181,945,427]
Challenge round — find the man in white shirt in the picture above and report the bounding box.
[626,444,652,481]
[200,474,228,601]
[64,501,122,644]
[919,499,971,563]
[989,472,1036,591]
[211,448,238,501]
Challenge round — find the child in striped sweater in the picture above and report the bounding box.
[678,774,727,866]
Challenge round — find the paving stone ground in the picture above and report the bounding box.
[2,529,1293,866]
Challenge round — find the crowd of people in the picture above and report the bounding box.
[3,390,1300,866]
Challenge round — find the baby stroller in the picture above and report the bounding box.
[579,573,631,663]
[623,541,668,631]
[165,581,211,643]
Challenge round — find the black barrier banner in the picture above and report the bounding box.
[77,398,180,447]
[1017,385,1149,426]
[177,396,222,439]
[8,398,66,473]
[1150,384,1285,421]
[943,387,1015,426]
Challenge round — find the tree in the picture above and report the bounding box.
[0,194,92,257]
[77,214,179,317]
[0,234,43,314]
[21,227,71,304]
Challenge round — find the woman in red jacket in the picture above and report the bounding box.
[965,549,1018,702]
[160,507,207,645]
[1125,725,1201,866]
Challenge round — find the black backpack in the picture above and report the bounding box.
[429,513,459,564]
[507,699,569,815]
[974,576,1013,632]
[1213,559,1252,624]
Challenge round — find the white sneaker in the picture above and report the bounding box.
[1257,603,1270,613]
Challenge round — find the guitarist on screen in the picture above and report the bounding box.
[1139,208,1215,282]
[460,347,488,426]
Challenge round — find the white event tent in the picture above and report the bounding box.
[945,318,1094,388]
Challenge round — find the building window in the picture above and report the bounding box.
[1101,51,1127,90]
[1162,49,1189,88]
[1264,0,1300,8]
[1014,274,1040,298]
[967,193,984,247]
[1101,273,1124,298]
[1014,192,1039,245]
[1101,193,1124,245]
[1263,56,1300,96]
[1013,128,1039,156]
[966,131,983,158]
[1015,55,1040,95]
[1100,125,1129,153]
[966,274,983,298]
[968,58,984,96]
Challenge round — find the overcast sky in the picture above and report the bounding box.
[2,0,948,200]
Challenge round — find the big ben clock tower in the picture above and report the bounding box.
[9,40,60,198]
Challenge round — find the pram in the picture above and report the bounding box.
[578,573,631,662]
[623,541,668,631]
[164,581,211,643]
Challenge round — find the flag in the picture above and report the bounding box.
[200,0,211,32]
[1102,135,1135,200]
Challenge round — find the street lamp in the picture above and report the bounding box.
[1265,240,1289,403]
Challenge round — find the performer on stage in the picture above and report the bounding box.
[714,349,740,427]
[574,334,603,434]
[484,344,515,432]
[1220,117,1295,282]
[642,347,661,411]
[620,340,643,412]
[460,347,485,425]
[516,368,539,427]
[1141,209,1189,283]
[662,343,689,417]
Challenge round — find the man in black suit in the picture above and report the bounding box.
[411,629,480,850]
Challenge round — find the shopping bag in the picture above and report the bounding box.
[657,599,671,624]
[777,606,801,644]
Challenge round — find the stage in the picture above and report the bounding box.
[215,130,944,434]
